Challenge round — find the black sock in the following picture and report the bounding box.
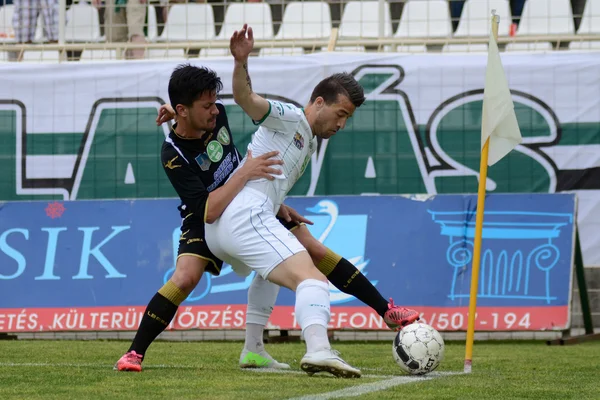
[128,291,181,359]
[317,250,390,317]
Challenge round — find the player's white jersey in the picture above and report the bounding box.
[241,100,317,212]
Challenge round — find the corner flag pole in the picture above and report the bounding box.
[464,12,500,374]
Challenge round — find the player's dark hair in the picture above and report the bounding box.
[309,72,365,108]
[168,64,223,112]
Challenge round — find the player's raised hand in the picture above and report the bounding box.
[230,24,254,61]
[240,150,283,181]
[156,104,176,126]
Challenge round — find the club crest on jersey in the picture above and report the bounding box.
[195,153,212,171]
[293,132,304,150]
[217,126,230,145]
[207,141,224,162]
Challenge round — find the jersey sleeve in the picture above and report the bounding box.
[161,143,209,220]
[253,100,304,132]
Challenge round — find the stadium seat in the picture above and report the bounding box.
[394,0,452,38]
[276,1,332,40]
[203,3,274,57]
[454,0,512,37]
[339,1,392,38]
[257,2,331,57]
[337,1,392,52]
[0,4,15,42]
[575,0,600,34]
[147,5,158,42]
[569,0,600,50]
[516,0,574,36]
[65,2,101,42]
[80,49,118,61]
[508,0,573,51]
[158,4,215,42]
[0,50,9,61]
[34,14,45,43]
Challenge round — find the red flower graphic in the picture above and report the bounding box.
[45,202,66,219]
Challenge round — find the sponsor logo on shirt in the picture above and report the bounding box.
[195,153,212,171]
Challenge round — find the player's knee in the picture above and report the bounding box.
[284,256,328,289]
[265,251,316,290]
[304,268,328,285]
[171,256,207,294]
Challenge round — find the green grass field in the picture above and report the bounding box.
[0,340,599,399]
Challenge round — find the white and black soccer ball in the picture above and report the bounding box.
[392,322,445,375]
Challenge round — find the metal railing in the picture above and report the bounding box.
[0,0,598,61]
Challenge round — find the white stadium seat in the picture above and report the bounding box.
[204,3,273,57]
[454,0,512,37]
[276,1,332,39]
[395,0,452,38]
[65,2,101,42]
[159,4,215,42]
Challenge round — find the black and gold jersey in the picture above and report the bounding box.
[160,103,242,227]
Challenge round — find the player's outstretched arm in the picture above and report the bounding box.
[162,145,283,224]
[230,24,269,122]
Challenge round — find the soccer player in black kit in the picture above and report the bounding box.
[115,64,419,372]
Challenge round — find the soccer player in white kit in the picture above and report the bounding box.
[205,24,366,378]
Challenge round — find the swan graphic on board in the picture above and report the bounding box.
[305,199,377,304]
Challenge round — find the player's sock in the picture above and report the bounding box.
[317,249,389,317]
[245,274,280,352]
[303,324,330,353]
[244,323,265,353]
[295,279,331,353]
[128,281,187,358]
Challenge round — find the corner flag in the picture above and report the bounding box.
[464,13,523,374]
[481,23,523,166]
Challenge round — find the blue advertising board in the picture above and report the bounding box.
[0,193,576,332]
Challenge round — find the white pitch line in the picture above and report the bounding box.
[286,372,462,400]
[0,362,197,370]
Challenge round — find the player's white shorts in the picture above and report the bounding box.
[205,186,307,279]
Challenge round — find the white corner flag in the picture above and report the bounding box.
[481,26,523,166]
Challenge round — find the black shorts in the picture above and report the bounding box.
[177,224,223,276]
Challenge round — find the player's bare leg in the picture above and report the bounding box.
[115,256,206,372]
[267,251,361,379]
[293,225,420,330]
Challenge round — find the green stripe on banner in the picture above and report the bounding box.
[26,133,84,155]
[555,123,600,146]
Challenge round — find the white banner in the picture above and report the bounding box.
[1,52,599,266]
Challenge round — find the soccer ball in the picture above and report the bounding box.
[392,322,445,375]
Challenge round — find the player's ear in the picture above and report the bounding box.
[175,104,188,118]
[314,96,325,109]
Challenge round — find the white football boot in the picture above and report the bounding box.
[300,348,361,378]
